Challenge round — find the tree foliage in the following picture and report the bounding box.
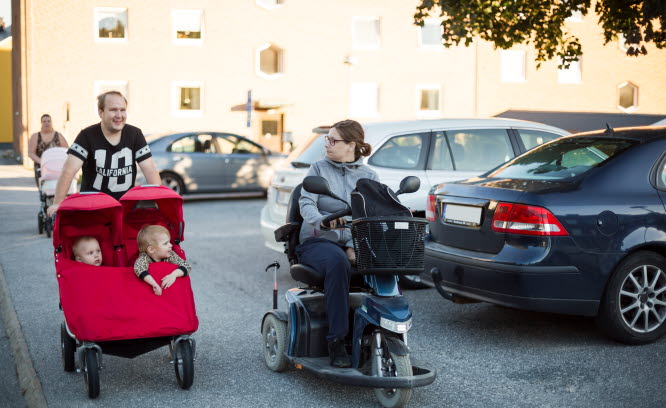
[414,1,666,68]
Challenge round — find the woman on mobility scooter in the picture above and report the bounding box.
[262,120,436,408]
[297,119,378,367]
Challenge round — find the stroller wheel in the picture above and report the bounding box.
[174,340,194,390]
[61,322,76,372]
[82,348,100,399]
[38,213,44,234]
[45,218,52,238]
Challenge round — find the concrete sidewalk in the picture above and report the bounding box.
[0,157,44,408]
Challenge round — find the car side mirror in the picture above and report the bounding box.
[396,176,420,195]
[303,176,346,203]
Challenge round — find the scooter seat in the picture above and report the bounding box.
[290,264,324,286]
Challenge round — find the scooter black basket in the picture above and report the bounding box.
[351,216,428,275]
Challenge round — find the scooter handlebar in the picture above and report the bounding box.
[320,208,352,230]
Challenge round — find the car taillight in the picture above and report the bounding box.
[491,202,568,236]
[426,194,437,222]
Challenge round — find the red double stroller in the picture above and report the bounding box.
[54,185,198,398]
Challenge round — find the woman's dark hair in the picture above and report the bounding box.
[40,114,51,121]
[332,119,372,160]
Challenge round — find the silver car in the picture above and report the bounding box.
[261,118,569,252]
[138,131,285,195]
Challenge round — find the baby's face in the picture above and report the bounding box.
[149,233,172,260]
[75,241,103,266]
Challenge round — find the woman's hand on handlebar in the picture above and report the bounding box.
[321,217,347,230]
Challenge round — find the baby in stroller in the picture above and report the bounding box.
[134,225,192,295]
[72,236,102,266]
[54,186,198,398]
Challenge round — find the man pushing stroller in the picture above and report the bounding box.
[47,91,161,217]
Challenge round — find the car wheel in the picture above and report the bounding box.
[597,251,666,345]
[161,172,185,195]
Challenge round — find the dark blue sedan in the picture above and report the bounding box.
[425,126,666,344]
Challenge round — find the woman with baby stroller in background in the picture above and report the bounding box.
[28,114,68,186]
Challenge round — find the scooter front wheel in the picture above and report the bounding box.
[262,314,288,372]
[372,337,413,408]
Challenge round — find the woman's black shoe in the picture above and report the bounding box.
[328,339,352,368]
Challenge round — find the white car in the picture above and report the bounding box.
[261,118,569,253]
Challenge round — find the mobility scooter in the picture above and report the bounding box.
[261,176,436,408]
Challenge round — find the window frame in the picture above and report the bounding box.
[418,18,443,49]
[256,0,285,10]
[416,84,441,117]
[617,81,639,113]
[172,9,204,45]
[94,7,128,43]
[558,58,582,84]
[368,132,431,170]
[256,43,285,79]
[500,50,526,83]
[352,16,381,50]
[171,81,204,117]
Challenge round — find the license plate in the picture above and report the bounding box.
[276,189,291,206]
[442,204,482,227]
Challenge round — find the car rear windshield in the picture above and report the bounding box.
[287,133,326,168]
[488,137,638,180]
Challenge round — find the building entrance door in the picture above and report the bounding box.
[256,112,283,153]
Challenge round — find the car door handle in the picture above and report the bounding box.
[225,158,230,163]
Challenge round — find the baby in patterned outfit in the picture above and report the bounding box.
[134,225,191,296]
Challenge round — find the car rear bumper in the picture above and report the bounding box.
[425,242,600,316]
[261,204,284,253]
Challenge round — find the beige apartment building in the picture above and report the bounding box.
[10,0,666,163]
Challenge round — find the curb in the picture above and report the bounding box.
[0,264,48,408]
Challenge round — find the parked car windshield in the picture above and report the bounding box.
[488,137,638,180]
[287,133,326,168]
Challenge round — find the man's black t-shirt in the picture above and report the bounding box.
[68,123,152,200]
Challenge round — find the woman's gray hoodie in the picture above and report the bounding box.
[299,157,379,248]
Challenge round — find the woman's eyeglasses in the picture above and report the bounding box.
[324,135,346,146]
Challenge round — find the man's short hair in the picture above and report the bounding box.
[97,91,128,112]
[137,225,171,253]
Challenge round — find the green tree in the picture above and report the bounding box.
[414,1,666,67]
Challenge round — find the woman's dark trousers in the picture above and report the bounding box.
[295,238,352,342]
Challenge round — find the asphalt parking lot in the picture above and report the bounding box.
[1,163,665,408]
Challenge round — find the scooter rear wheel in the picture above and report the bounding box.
[262,314,288,372]
[372,337,413,408]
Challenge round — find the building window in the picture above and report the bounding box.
[419,19,442,48]
[256,43,284,78]
[500,50,526,83]
[94,7,128,41]
[350,82,379,118]
[417,85,441,116]
[617,81,638,112]
[173,10,203,44]
[172,81,203,117]
[352,17,380,50]
[558,58,582,83]
[256,0,284,10]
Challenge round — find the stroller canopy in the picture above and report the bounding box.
[53,192,124,263]
[120,185,185,242]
